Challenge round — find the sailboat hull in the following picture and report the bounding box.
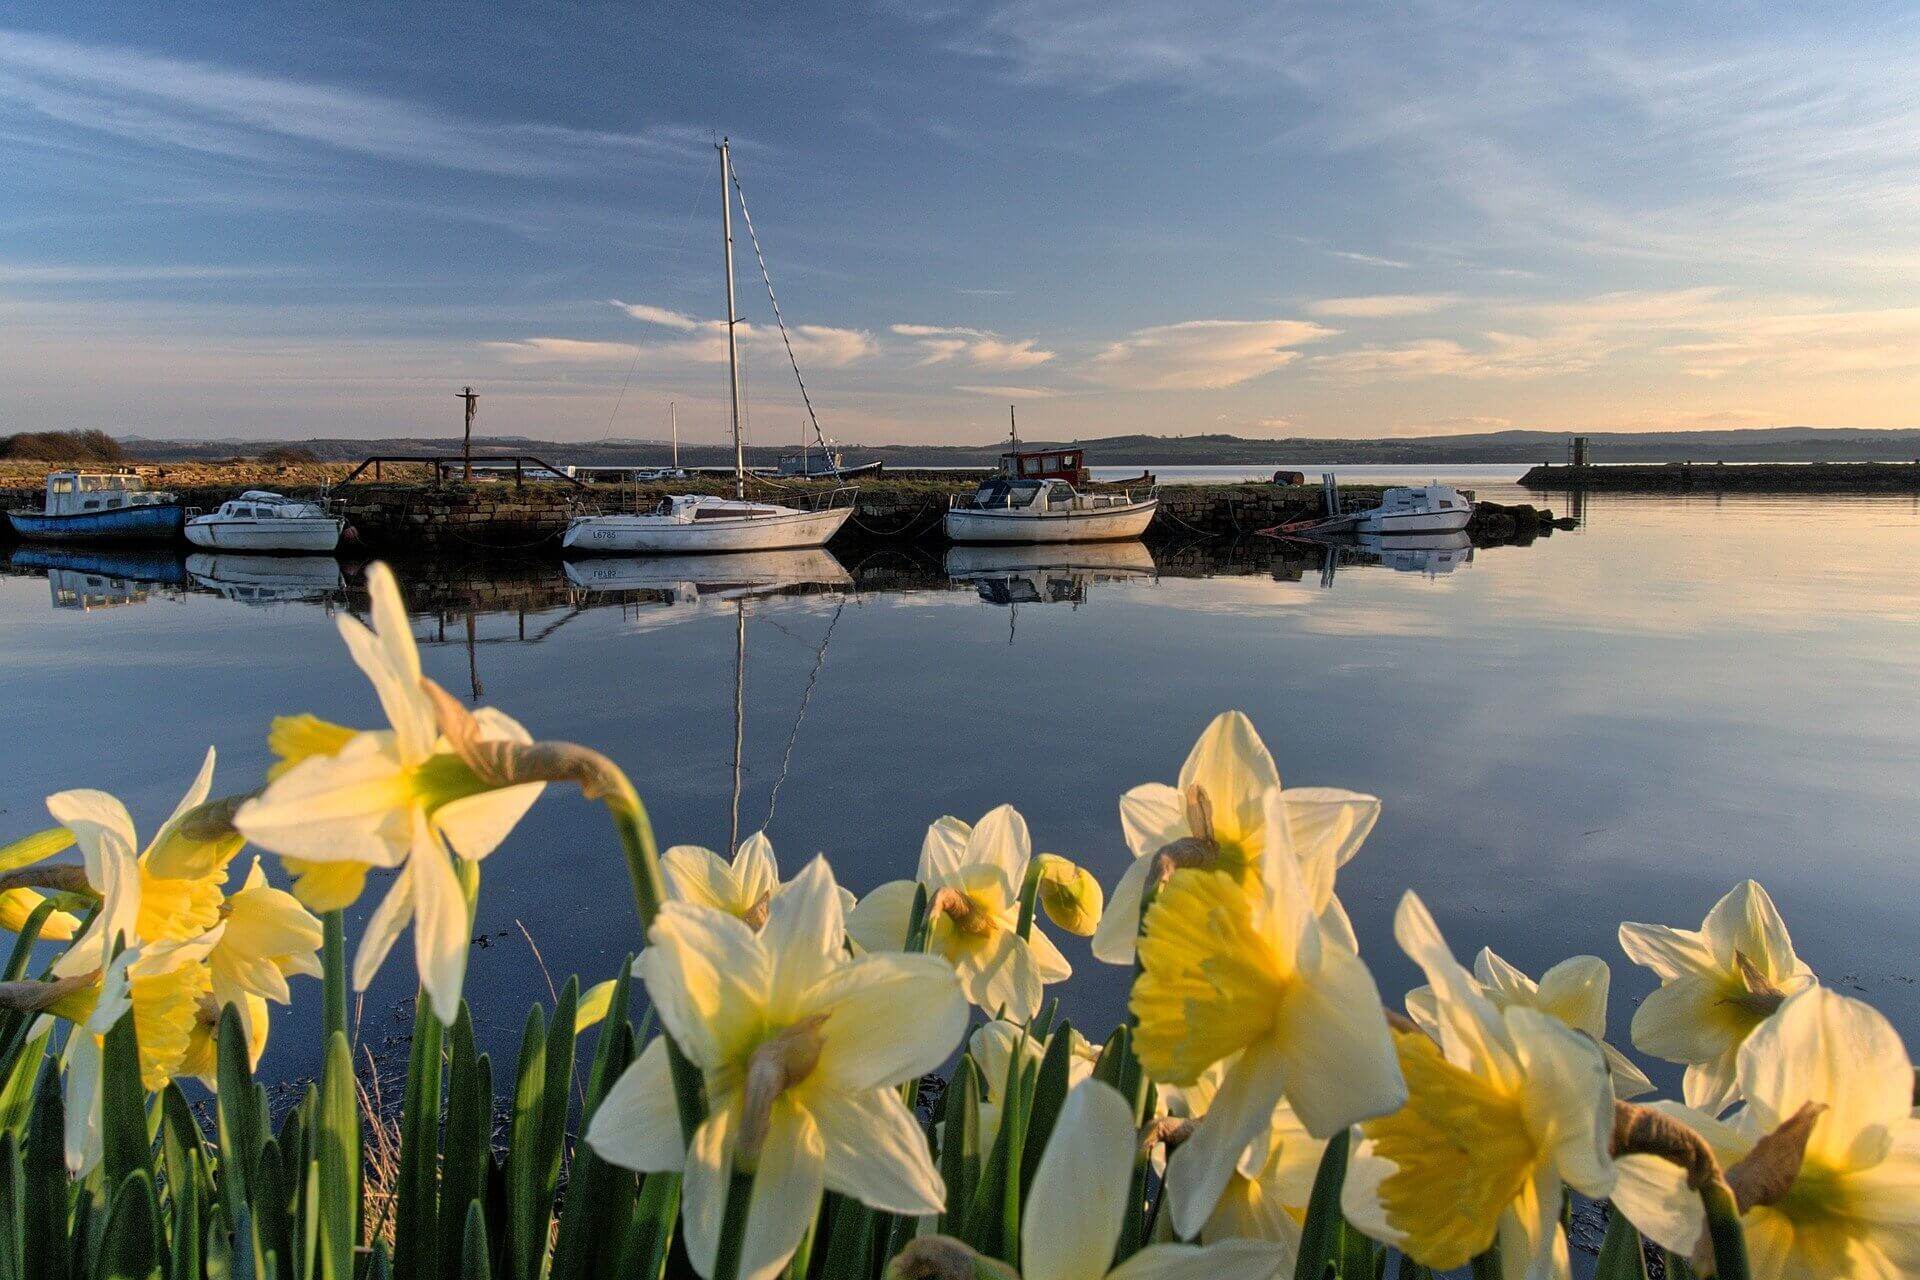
[562,504,853,554]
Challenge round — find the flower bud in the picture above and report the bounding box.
[1035,854,1103,935]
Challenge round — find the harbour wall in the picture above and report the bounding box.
[1521,461,1920,491]
[0,477,1565,552]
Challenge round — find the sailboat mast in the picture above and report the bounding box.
[670,401,679,470]
[720,139,746,501]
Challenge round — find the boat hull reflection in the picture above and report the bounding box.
[562,548,852,602]
[944,541,1157,605]
[186,554,345,604]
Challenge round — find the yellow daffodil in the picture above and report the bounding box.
[1033,854,1103,936]
[234,561,546,1023]
[125,930,222,1090]
[0,827,81,940]
[52,946,134,1175]
[1132,826,1405,1240]
[1011,1078,1289,1280]
[968,1019,1099,1153]
[1342,893,1615,1280]
[1612,986,1920,1280]
[1095,711,1379,965]
[266,713,367,911]
[1407,948,1654,1099]
[587,857,967,1280]
[662,830,856,928]
[1174,1098,1325,1262]
[1620,879,1815,1115]
[847,806,1070,1022]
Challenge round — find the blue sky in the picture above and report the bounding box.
[3,2,1917,444]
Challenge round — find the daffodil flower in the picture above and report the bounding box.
[903,1079,1288,1280]
[968,1018,1098,1153]
[847,806,1070,1022]
[1407,948,1654,1099]
[1032,854,1103,936]
[662,830,855,928]
[1612,985,1920,1280]
[0,827,82,940]
[1619,879,1815,1115]
[1132,824,1405,1240]
[1170,1098,1325,1262]
[1341,893,1615,1280]
[233,562,545,1023]
[1095,711,1379,965]
[586,857,967,1280]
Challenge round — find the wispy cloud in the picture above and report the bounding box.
[1327,249,1411,269]
[494,300,878,369]
[1308,294,1456,319]
[0,261,302,284]
[891,323,1054,369]
[0,27,707,175]
[955,383,1061,398]
[611,300,701,330]
[1087,318,1335,390]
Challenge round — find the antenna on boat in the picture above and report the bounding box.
[720,138,746,501]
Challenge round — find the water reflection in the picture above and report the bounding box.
[944,541,1157,606]
[1290,531,1476,587]
[562,548,853,602]
[186,553,345,605]
[10,545,189,611]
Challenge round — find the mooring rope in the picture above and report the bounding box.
[728,158,842,479]
[763,594,846,831]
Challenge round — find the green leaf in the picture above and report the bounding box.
[166,1149,204,1280]
[614,1173,680,1280]
[1337,1217,1378,1280]
[0,1133,22,1280]
[1292,1127,1350,1280]
[1699,1180,1750,1280]
[502,1003,548,1280]
[99,1012,149,1194]
[315,1031,359,1280]
[394,995,444,1280]
[96,1169,162,1280]
[215,1004,265,1224]
[250,1138,292,1280]
[439,1006,491,1280]
[1018,1021,1075,1202]
[936,1056,981,1239]
[0,1024,51,1140]
[1595,1205,1649,1280]
[156,1083,209,1213]
[552,974,638,1280]
[460,1201,491,1280]
[320,913,348,1050]
[24,1060,69,1280]
[965,1036,1030,1265]
[815,1192,874,1280]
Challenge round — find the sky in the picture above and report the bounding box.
[2,1,1918,446]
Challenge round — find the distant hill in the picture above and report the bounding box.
[117,426,1920,468]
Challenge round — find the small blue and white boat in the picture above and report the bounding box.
[7,471,185,544]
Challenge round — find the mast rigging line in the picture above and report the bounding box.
[727,158,843,480]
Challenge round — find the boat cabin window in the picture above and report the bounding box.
[51,478,73,495]
[1046,482,1075,508]
[975,479,1043,507]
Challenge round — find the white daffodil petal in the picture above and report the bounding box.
[353,868,415,992]
[811,1087,946,1215]
[1532,956,1610,1039]
[1120,782,1188,861]
[432,783,544,863]
[1091,853,1156,966]
[1281,787,1380,872]
[1023,1080,1136,1280]
[45,787,138,896]
[807,953,967,1092]
[1506,1007,1615,1197]
[146,746,219,860]
[336,612,434,766]
[1610,1152,1705,1258]
[966,805,1030,902]
[845,880,921,955]
[1682,1050,1742,1117]
[1630,976,1740,1065]
[1027,925,1073,985]
[1701,880,1798,979]
[1339,1141,1407,1250]
[1165,1039,1291,1241]
[1108,1239,1291,1280]
[586,1037,684,1172]
[1738,986,1914,1170]
[637,904,772,1072]
[233,735,413,866]
[1395,892,1519,1085]
[1179,712,1282,863]
[732,831,780,904]
[916,816,972,888]
[761,857,846,1012]
[408,827,471,1025]
[662,847,741,912]
[962,928,1042,1023]
[737,1102,825,1280]
[681,1103,737,1280]
[1272,937,1407,1138]
[1495,1169,1568,1280]
[1616,921,1714,982]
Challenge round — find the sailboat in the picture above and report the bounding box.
[564,140,856,555]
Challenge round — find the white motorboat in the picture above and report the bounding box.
[1350,485,1473,534]
[184,491,344,552]
[945,475,1157,544]
[563,140,856,556]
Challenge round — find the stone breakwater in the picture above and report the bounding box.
[0,477,1567,551]
[1521,461,1920,492]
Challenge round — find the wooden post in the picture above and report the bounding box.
[456,386,478,482]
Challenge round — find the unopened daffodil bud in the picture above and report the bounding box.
[1035,854,1104,935]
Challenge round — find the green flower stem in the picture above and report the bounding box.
[1700,1179,1751,1280]
[321,910,348,1047]
[1014,860,1045,942]
[1291,1127,1350,1280]
[710,1170,757,1280]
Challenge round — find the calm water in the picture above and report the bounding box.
[5,481,1919,1092]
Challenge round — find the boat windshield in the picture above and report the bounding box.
[973,479,1043,508]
